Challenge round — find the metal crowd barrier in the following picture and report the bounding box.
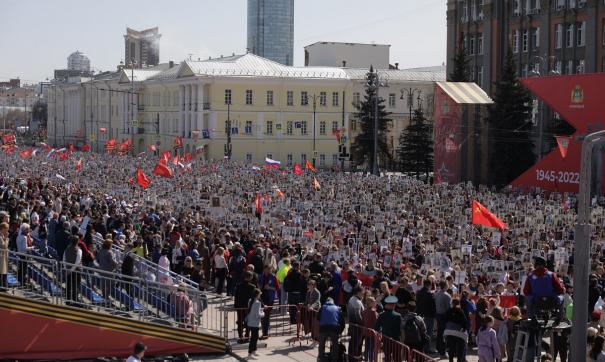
[224,304,298,342]
[6,250,217,335]
[90,233,200,291]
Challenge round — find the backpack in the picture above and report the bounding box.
[404,316,424,345]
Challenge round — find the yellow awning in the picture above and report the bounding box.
[436,82,493,105]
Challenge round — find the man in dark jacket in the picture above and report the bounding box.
[284,261,305,324]
[375,296,403,362]
[55,221,71,260]
[234,271,256,343]
[415,279,437,354]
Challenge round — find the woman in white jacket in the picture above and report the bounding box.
[246,288,264,359]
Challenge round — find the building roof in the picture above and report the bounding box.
[436,82,493,104]
[119,63,172,83]
[304,41,391,49]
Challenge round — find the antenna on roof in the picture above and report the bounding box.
[187,54,194,60]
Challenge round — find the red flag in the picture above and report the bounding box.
[555,136,571,159]
[3,133,15,144]
[183,153,193,162]
[255,194,262,215]
[19,148,32,159]
[305,160,316,172]
[128,177,134,184]
[58,151,69,161]
[80,144,90,152]
[105,138,117,153]
[68,144,75,153]
[471,200,507,230]
[149,144,157,152]
[172,154,179,166]
[332,128,341,142]
[161,151,171,163]
[173,136,183,150]
[153,162,174,178]
[75,159,82,172]
[136,168,151,189]
[119,139,131,153]
[293,162,302,176]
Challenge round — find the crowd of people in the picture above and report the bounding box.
[2,144,605,361]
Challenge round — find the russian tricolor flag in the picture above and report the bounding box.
[265,157,281,166]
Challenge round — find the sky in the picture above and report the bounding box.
[0,0,447,84]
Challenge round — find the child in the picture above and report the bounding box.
[362,297,378,362]
[246,288,264,360]
[476,316,501,362]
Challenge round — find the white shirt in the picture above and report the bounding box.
[63,247,82,272]
[214,254,228,269]
[126,356,141,362]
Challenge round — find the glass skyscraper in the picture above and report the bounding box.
[247,0,294,66]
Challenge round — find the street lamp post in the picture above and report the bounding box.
[224,101,232,159]
[400,88,422,121]
[570,130,605,362]
[313,94,317,168]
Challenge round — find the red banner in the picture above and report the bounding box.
[433,84,461,184]
[511,74,605,193]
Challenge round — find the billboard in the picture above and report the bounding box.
[433,84,462,184]
[510,74,605,193]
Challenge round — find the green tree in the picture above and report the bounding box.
[351,66,392,173]
[448,42,470,82]
[32,100,48,128]
[397,108,433,179]
[487,49,535,188]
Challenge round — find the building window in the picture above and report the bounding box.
[566,24,573,48]
[287,91,294,106]
[531,27,540,49]
[353,92,360,108]
[319,154,325,167]
[577,21,586,47]
[332,121,338,133]
[477,66,484,88]
[351,119,357,131]
[478,34,483,54]
[225,89,232,105]
[555,24,562,49]
[469,36,476,55]
[319,92,327,106]
[320,121,326,135]
[246,153,252,163]
[578,59,585,73]
[301,91,309,106]
[565,60,573,74]
[245,120,253,135]
[301,154,307,164]
[388,93,396,108]
[287,121,293,135]
[287,154,293,166]
[246,90,253,105]
[266,90,274,106]
[513,30,520,53]
[332,92,339,106]
[461,0,468,21]
[522,29,529,52]
[555,60,563,74]
[301,121,307,135]
[332,154,338,166]
[266,121,273,135]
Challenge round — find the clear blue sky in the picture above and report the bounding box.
[0,0,446,84]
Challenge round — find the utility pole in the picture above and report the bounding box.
[570,130,605,362]
[313,94,317,168]
[372,71,379,176]
[225,101,232,159]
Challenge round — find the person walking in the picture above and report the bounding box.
[317,297,344,362]
[235,271,256,343]
[416,279,437,354]
[444,299,469,362]
[347,285,365,361]
[401,301,430,353]
[258,264,279,339]
[476,316,501,362]
[213,246,228,295]
[435,280,452,358]
[246,288,264,360]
